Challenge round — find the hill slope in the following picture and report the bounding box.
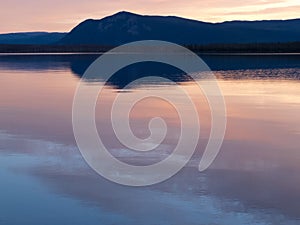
[0,32,66,44]
[58,11,300,45]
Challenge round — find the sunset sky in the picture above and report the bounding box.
[1,0,299,33]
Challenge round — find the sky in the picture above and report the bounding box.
[0,0,299,33]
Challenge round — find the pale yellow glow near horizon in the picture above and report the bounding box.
[0,0,299,33]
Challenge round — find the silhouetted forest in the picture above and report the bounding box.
[0,42,300,53]
[186,42,300,53]
[0,44,113,53]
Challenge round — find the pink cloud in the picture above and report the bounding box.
[0,0,298,33]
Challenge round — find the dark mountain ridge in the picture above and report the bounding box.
[0,32,66,44]
[58,11,300,45]
[0,12,299,48]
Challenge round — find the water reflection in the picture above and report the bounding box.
[0,54,300,82]
[0,54,300,225]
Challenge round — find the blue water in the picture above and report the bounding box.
[0,54,300,225]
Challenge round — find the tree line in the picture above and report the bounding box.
[0,42,300,53]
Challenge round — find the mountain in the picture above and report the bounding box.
[58,11,300,45]
[1,12,300,46]
[0,32,66,44]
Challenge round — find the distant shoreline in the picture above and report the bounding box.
[0,42,300,54]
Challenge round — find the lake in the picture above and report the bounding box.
[0,54,300,225]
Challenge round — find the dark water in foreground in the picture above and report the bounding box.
[0,54,300,225]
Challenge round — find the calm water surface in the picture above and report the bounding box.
[0,54,300,225]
